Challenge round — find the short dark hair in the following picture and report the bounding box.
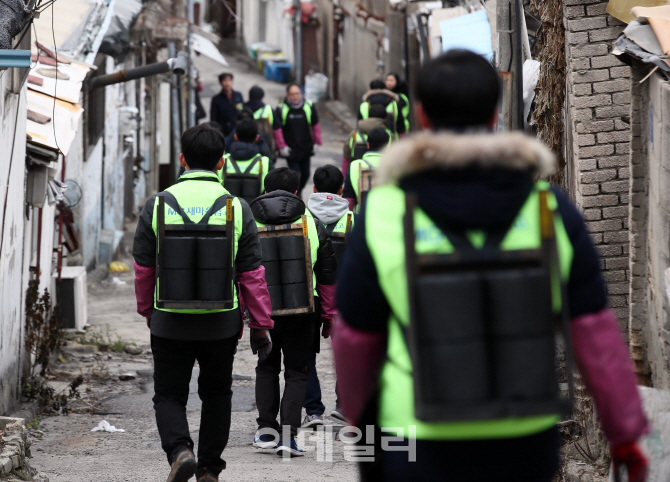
[264,168,300,193]
[181,124,225,170]
[286,83,300,93]
[249,85,265,100]
[367,128,390,151]
[313,165,344,194]
[218,72,233,82]
[236,118,258,143]
[237,108,254,121]
[369,79,385,90]
[368,103,387,120]
[417,50,500,129]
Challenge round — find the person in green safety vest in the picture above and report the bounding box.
[342,103,392,176]
[133,124,274,482]
[302,164,353,428]
[342,128,390,212]
[385,72,411,133]
[358,79,406,138]
[249,168,338,457]
[244,85,283,161]
[332,50,649,482]
[218,118,271,204]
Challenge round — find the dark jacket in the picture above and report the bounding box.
[338,132,607,333]
[250,190,338,285]
[225,132,272,160]
[211,90,244,136]
[133,172,262,340]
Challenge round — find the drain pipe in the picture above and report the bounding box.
[294,0,303,85]
[88,52,188,90]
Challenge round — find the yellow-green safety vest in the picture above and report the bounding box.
[280,100,314,126]
[253,104,275,125]
[151,170,244,314]
[217,153,271,192]
[365,180,574,440]
[350,152,382,211]
[360,101,399,133]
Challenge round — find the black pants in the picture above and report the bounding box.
[287,155,312,193]
[151,334,237,475]
[376,427,560,482]
[255,316,315,439]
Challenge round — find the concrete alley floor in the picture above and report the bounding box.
[29,52,357,481]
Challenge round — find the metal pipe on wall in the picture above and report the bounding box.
[168,42,182,185]
[294,0,303,85]
[186,0,196,128]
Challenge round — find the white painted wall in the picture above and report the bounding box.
[0,77,29,414]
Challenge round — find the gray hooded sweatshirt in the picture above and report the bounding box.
[308,192,351,226]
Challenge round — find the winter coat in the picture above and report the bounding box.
[211,90,244,136]
[358,89,406,134]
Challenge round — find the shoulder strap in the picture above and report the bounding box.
[325,223,337,236]
[304,101,313,125]
[242,154,262,174]
[361,157,374,170]
[228,157,242,175]
[199,194,233,225]
[158,192,193,224]
[280,104,289,125]
[345,213,353,234]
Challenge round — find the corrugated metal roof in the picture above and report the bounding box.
[28,59,91,104]
[32,0,98,52]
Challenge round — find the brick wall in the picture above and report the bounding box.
[564,0,631,329]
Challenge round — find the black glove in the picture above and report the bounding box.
[250,329,272,363]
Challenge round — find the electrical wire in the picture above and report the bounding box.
[50,0,62,155]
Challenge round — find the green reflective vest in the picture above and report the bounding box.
[349,129,394,160]
[253,104,275,125]
[398,92,410,132]
[365,180,574,440]
[256,210,320,296]
[350,152,382,210]
[324,211,354,235]
[280,100,314,126]
[217,153,271,192]
[151,170,244,314]
[359,101,399,133]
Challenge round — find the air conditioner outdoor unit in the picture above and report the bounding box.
[53,266,87,331]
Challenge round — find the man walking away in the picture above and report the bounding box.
[249,168,337,456]
[210,72,244,137]
[333,50,649,482]
[275,84,323,195]
[342,103,390,176]
[244,85,285,160]
[225,109,273,161]
[342,127,390,212]
[133,125,273,482]
[358,79,406,137]
[219,118,271,204]
[301,164,353,427]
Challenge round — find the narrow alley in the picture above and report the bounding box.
[26,54,356,481]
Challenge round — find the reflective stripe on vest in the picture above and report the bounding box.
[256,211,320,296]
[365,181,574,440]
[151,171,244,314]
[280,101,313,126]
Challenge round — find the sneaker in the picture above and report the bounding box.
[166,446,196,482]
[253,428,278,449]
[275,439,305,457]
[301,414,324,428]
[330,407,347,423]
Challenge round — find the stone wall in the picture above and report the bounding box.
[564,0,631,328]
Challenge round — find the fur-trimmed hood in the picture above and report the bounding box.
[377,131,556,185]
[362,89,398,103]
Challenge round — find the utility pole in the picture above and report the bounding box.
[294,0,302,85]
[186,0,196,128]
[497,0,524,131]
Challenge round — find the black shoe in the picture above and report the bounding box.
[196,467,218,482]
[166,446,196,482]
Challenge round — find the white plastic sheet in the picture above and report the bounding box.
[91,420,125,433]
[305,72,329,103]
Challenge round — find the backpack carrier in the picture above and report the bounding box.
[358,158,377,206]
[325,213,353,263]
[223,154,264,205]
